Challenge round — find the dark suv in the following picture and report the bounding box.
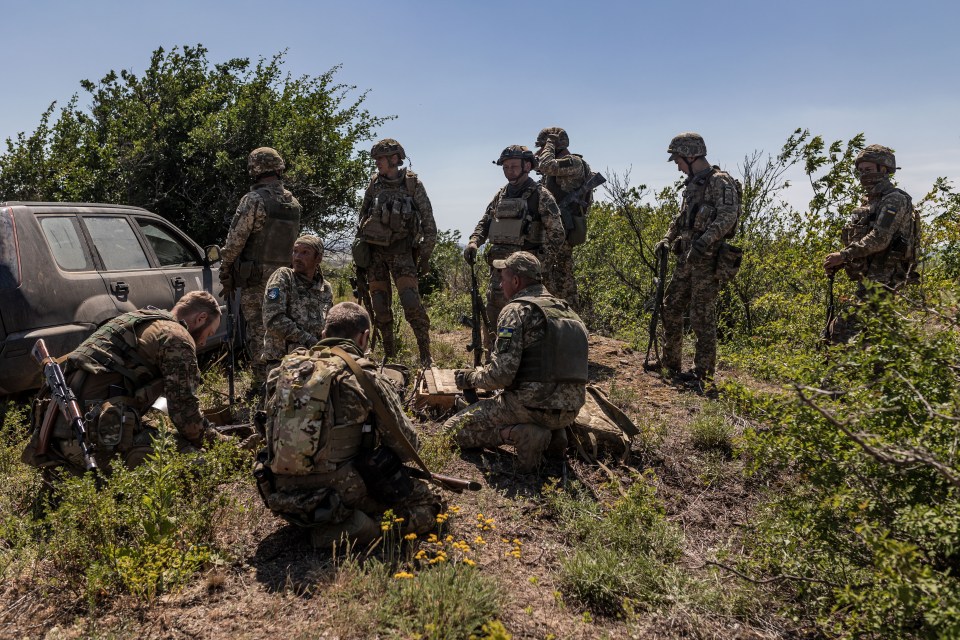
[0,202,225,396]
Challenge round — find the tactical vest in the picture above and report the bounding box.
[265,347,370,475]
[511,295,589,384]
[240,186,302,270]
[359,171,421,247]
[544,156,592,246]
[71,308,174,392]
[487,184,544,250]
[840,187,918,282]
[681,167,741,240]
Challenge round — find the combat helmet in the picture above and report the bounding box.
[248,147,285,178]
[536,127,569,150]
[855,144,897,172]
[495,145,538,169]
[370,138,406,160]
[667,132,707,160]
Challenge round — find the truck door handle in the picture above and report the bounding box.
[112,281,129,296]
[172,276,186,291]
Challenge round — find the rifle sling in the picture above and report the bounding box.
[328,347,433,478]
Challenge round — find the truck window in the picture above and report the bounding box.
[84,216,150,270]
[39,216,94,272]
[0,208,21,289]
[137,219,199,266]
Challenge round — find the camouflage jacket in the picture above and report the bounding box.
[470,177,565,262]
[537,142,587,205]
[664,166,739,261]
[357,168,437,258]
[221,180,299,269]
[840,178,917,285]
[464,284,586,411]
[261,267,334,362]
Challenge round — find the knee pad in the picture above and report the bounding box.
[399,287,422,309]
[371,290,393,319]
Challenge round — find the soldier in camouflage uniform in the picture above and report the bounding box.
[219,147,302,395]
[655,133,740,381]
[261,235,334,370]
[255,302,443,547]
[22,291,227,475]
[355,139,437,364]
[823,144,919,343]
[536,127,592,310]
[444,252,588,472]
[463,146,566,355]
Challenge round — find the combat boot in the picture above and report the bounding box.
[545,427,569,460]
[504,423,551,473]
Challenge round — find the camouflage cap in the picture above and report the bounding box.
[293,234,324,257]
[495,145,538,169]
[492,251,542,281]
[667,132,707,160]
[248,147,285,177]
[371,138,406,160]
[856,144,898,172]
[536,127,569,149]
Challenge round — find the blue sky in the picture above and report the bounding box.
[2,1,958,239]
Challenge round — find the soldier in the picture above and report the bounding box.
[22,291,226,475]
[261,235,334,372]
[654,132,740,382]
[444,252,588,472]
[219,147,302,396]
[463,146,565,355]
[355,138,437,365]
[535,126,592,310]
[254,302,443,547]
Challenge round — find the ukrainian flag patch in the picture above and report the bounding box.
[497,327,514,338]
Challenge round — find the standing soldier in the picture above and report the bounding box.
[823,144,919,342]
[355,139,436,365]
[655,132,740,382]
[535,127,591,310]
[463,146,565,355]
[219,147,302,397]
[261,235,334,372]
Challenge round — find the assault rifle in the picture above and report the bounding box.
[225,291,237,404]
[644,243,669,368]
[31,339,98,473]
[407,466,482,493]
[464,262,491,403]
[560,171,607,209]
[350,267,379,350]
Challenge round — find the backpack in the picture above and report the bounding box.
[569,385,640,464]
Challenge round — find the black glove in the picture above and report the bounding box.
[692,237,709,256]
[454,369,474,390]
[218,270,235,296]
[418,254,432,276]
[463,243,478,265]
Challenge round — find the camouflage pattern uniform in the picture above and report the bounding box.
[261,267,334,366]
[357,168,437,362]
[221,176,302,390]
[469,178,565,354]
[537,131,588,309]
[256,337,442,547]
[443,255,587,472]
[661,165,739,378]
[22,310,218,475]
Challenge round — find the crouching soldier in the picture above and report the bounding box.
[253,302,444,547]
[443,252,588,472]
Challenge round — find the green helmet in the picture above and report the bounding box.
[370,138,406,160]
[495,145,538,169]
[667,132,707,160]
[536,127,569,150]
[248,147,285,177]
[856,144,897,172]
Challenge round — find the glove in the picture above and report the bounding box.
[418,254,432,276]
[463,242,478,265]
[219,269,235,296]
[454,369,474,390]
[691,237,709,256]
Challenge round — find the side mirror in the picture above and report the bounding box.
[204,244,222,266]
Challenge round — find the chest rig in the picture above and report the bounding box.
[487,184,544,250]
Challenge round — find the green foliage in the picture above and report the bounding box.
[744,287,960,637]
[0,45,390,246]
[688,404,732,454]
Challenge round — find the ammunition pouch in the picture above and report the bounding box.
[232,260,263,288]
[93,397,140,451]
[715,242,743,285]
[352,237,372,269]
[692,204,716,232]
[566,212,588,246]
[355,446,413,506]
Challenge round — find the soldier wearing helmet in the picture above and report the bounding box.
[219,146,302,399]
[355,138,437,364]
[653,132,741,382]
[822,144,919,342]
[463,146,565,355]
[535,127,592,311]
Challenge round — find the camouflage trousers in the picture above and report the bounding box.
[662,258,721,377]
[442,391,577,469]
[544,244,579,312]
[368,250,431,362]
[239,266,280,392]
[265,461,443,547]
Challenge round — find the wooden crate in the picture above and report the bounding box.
[416,367,462,411]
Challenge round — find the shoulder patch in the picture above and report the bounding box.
[266,287,281,301]
[557,157,574,168]
[497,327,515,339]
